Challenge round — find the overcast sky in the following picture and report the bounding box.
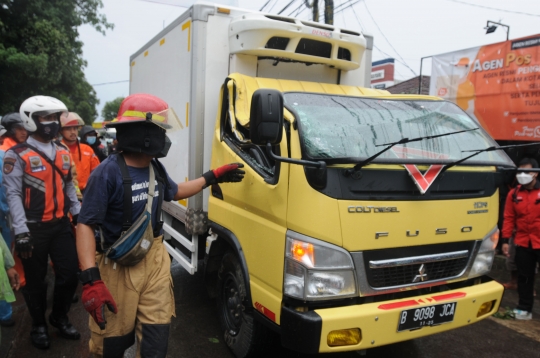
[79,0,540,121]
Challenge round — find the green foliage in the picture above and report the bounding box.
[493,307,516,320]
[101,97,124,121]
[0,0,113,123]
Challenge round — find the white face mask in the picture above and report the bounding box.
[516,172,534,185]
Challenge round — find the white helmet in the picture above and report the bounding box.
[19,96,68,132]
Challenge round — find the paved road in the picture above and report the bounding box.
[1,256,539,358]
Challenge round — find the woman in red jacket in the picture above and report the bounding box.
[502,157,540,321]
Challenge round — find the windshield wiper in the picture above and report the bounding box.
[345,128,479,178]
[443,142,540,172]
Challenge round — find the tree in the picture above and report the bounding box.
[0,0,113,124]
[303,0,333,24]
[101,97,124,121]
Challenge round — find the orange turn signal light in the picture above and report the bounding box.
[291,241,315,267]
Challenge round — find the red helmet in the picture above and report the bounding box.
[105,93,181,131]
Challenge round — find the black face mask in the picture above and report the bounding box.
[155,135,171,158]
[116,122,167,157]
[35,121,60,141]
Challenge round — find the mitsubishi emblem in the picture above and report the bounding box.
[412,264,428,283]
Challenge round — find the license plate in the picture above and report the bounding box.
[397,302,457,332]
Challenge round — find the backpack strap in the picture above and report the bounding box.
[151,159,166,236]
[116,154,133,231]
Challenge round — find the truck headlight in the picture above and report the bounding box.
[468,226,499,278]
[284,231,357,300]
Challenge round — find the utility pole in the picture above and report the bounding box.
[304,0,333,24]
[324,0,333,25]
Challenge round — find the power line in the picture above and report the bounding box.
[260,0,273,11]
[350,4,364,31]
[340,1,348,28]
[373,45,407,79]
[335,1,362,15]
[362,1,417,76]
[334,0,358,13]
[92,80,129,86]
[278,0,298,15]
[350,4,407,79]
[443,0,540,17]
[295,3,308,17]
[267,0,279,13]
[287,1,305,16]
[334,0,354,12]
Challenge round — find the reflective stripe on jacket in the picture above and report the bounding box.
[11,143,72,222]
[502,181,540,249]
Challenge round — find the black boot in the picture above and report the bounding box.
[30,325,50,349]
[49,314,81,340]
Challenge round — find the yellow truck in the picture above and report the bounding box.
[129,3,512,356]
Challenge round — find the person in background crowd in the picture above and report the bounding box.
[79,125,107,162]
[502,157,540,321]
[0,230,20,344]
[106,132,118,155]
[0,113,28,293]
[60,113,100,196]
[0,124,16,327]
[76,94,245,357]
[3,96,81,349]
[0,113,28,151]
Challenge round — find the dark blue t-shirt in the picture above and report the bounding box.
[78,155,178,246]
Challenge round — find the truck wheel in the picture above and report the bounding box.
[216,252,267,357]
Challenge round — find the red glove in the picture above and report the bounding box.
[82,280,118,330]
[203,163,245,187]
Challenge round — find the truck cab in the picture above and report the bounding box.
[205,73,511,355]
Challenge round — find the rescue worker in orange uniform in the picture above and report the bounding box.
[2,96,81,349]
[60,112,100,196]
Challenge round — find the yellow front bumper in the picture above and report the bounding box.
[315,280,503,353]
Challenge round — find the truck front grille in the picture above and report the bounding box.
[369,256,469,288]
[352,241,477,293]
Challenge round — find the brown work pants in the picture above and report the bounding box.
[89,237,175,358]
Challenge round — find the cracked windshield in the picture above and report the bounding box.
[285,93,513,166]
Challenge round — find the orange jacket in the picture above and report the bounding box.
[0,137,18,151]
[10,143,73,222]
[62,141,100,191]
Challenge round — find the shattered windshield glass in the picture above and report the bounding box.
[285,93,513,166]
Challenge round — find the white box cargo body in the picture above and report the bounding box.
[129,2,373,274]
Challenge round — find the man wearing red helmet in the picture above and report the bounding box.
[76,94,245,357]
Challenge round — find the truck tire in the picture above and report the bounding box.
[216,251,267,357]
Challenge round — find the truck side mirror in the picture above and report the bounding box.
[250,89,283,145]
